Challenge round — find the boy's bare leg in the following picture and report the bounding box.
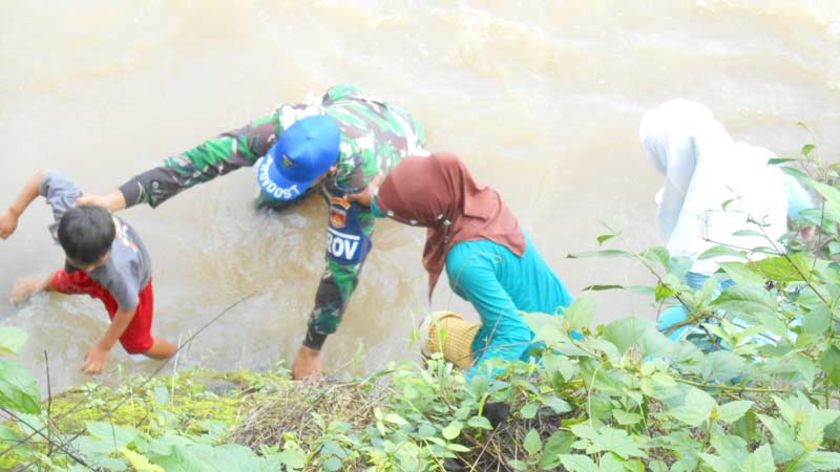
[143,338,177,360]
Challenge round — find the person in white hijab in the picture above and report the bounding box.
[640,99,813,348]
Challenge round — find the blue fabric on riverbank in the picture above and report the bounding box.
[657,272,781,350]
[781,173,815,219]
[657,272,732,351]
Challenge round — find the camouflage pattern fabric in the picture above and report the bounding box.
[117,85,426,350]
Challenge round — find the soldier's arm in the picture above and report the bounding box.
[292,204,372,379]
[85,113,282,210]
[303,201,376,350]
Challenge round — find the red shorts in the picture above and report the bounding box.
[50,270,155,354]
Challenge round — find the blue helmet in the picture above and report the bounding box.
[256,115,341,202]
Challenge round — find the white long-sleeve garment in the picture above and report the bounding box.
[640,99,789,275]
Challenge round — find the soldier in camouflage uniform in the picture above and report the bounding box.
[81,85,426,379]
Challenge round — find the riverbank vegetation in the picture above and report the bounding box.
[1,146,839,471]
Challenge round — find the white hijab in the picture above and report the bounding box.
[640,99,788,275]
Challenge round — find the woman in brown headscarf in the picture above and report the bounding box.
[354,152,574,377]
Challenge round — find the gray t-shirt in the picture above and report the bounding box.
[41,171,152,311]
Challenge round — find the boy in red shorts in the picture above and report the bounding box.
[0,169,176,374]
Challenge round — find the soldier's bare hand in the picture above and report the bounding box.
[347,173,385,207]
[291,345,324,381]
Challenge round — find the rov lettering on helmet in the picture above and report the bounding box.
[327,228,361,262]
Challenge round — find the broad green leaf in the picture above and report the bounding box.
[523,313,568,347]
[731,409,758,443]
[0,360,40,414]
[446,443,470,452]
[667,256,694,277]
[0,327,27,356]
[755,254,813,282]
[709,430,748,468]
[145,440,211,471]
[800,408,840,451]
[120,448,165,472]
[570,425,646,459]
[383,413,407,426]
[542,396,572,414]
[509,459,528,471]
[585,338,620,360]
[803,307,831,336]
[713,285,779,327]
[523,429,542,456]
[698,246,745,260]
[757,414,802,460]
[558,454,597,472]
[612,409,642,425]
[641,246,670,269]
[807,451,840,471]
[764,354,817,387]
[602,317,652,353]
[542,350,580,381]
[669,388,717,427]
[600,452,627,472]
[781,165,813,182]
[540,431,574,469]
[648,460,669,472]
[700,453,737,472]
[323,457,343,471]
[467,416,492,430]
[743,444,775,472]
[441,420,462,440]
[638,328,676,358]
[720,262,766,286]
[519,403,538,419]
[825,417,840,441]
[820,345,840,387]
[659,430,704,470]
[812,180,840,210]
[717,401,753,424]
[277,446,307,470]
[85,421,139,450]
[564,295,597,329]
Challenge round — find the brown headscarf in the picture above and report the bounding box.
[376,152,526,296]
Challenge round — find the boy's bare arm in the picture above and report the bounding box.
[9,275,53,304]
[0,168,49,239]
[82,306,135,374]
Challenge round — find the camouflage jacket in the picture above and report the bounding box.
[117,85,426,349]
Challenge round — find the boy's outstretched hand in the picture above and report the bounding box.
[0,209,19,239]
[10,277,49,304]
[82,345,110,375]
